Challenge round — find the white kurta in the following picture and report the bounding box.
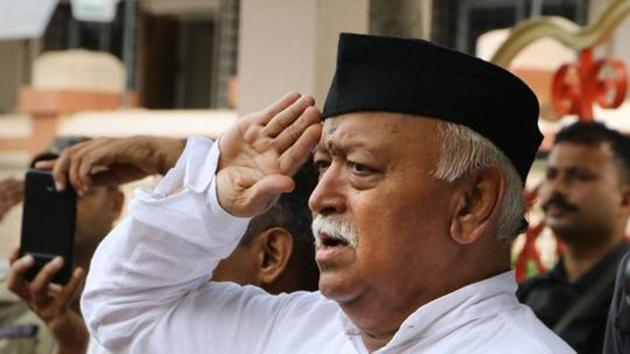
[82,136,575,354]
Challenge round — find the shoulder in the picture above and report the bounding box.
[444,301,574,353]
[516,271,556,302]
[489,304,575,354]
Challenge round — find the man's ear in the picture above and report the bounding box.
[258,227,294,285]
[450,166,503,245]
[109,190,125,223]
[620,184,630,213]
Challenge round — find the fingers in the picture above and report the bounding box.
[261,95,315,138]
[68,140,112,193]
[49,136,175,192]
[257,92,302,125]
[52,144,82,191]
[7,254,35,300]
[9,248,20,264]
[34,159,56,170]
[52,139,110,193]
[30,257,64,305]
[280,123,322,175]
[243,174,295,215]
[272,106,321,153]
[53,268,85,309]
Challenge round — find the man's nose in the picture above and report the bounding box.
[308,166,346,216]
[542,174,569,198]
[540,180,568,206]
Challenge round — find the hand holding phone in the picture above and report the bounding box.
[6,249,89,351]
[19,170,77,285]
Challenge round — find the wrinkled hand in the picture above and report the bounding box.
[217,92,322,217]
[0,177,24,221]
[7,250,89,354]
[35,136,186,193]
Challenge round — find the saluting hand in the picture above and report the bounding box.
[216,92,322,217]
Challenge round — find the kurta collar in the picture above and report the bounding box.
[336,270,520,350]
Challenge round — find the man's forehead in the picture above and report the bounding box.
[548,142,614,168]
[322,112,438,136]
[316,113,441,155]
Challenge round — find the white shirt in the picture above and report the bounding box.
[82,136,575,354]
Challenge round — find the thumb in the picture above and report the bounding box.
[246,174,295,213]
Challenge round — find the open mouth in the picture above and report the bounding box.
[318,233,350,248]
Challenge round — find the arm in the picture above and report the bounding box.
[81,93,321,352]
[35,136,186,193]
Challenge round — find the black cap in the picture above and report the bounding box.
[322,33,542,182]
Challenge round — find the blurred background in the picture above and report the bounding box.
[0,0,629,279]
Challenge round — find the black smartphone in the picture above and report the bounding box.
[20,170,77,285]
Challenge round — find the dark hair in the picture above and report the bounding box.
[240,160,319,290]
[555,121,630,184]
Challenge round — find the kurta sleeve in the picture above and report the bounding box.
[80,136,300,353]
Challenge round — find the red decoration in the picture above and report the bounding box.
[514,186,547,283]
[515,221,547,283]
[551,48,627,120]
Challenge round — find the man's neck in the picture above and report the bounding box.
[351,257,511,353]
[561,233,623,283]
[361,330,397,353]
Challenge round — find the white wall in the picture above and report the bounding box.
[237,0,368,114]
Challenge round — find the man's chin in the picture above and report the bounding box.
[546,217,575,233]
[547,220,585,242]
[318,272,363,304]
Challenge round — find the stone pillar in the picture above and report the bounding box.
[237,0,368,114]
[0,40,34,114]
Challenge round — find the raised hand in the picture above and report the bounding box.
[35,136,186,193]
[216,92,322,217]
[7,250,89,354]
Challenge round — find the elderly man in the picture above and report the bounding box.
[518,122,630,353]
[32,34,573,352]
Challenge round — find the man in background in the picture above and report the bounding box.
[518,122,630,354]
[212,156,319,294]
[1,137,125,354]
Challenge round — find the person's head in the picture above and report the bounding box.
[212,160,319,293]
[308,33,540,333]
[31,137,125,269]
[539,122,630,246]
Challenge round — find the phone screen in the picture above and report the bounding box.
[20,170,77,285]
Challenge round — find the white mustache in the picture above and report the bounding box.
[311,215,358,249]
